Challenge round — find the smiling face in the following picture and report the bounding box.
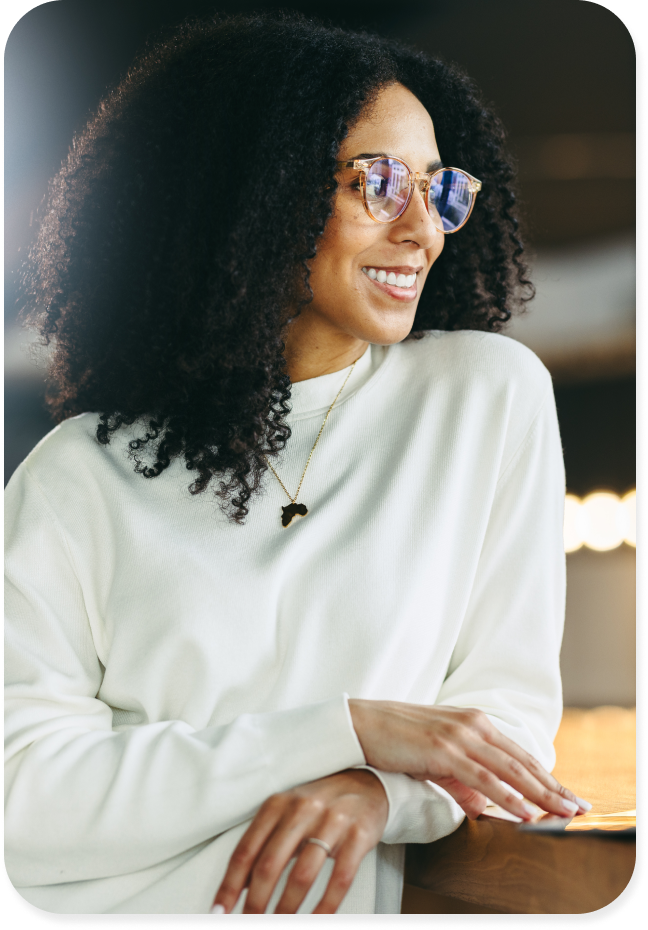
[284,82,444,381]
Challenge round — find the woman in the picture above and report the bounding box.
[5,12,589,915]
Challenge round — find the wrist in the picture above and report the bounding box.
[344,767,389,820]
[348,698,383,767]
[347,698,370,746]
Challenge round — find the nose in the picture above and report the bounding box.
[393,181,440,248]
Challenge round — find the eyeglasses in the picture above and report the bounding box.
[336,156,482,233]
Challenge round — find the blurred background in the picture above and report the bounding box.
[5,0,635,707]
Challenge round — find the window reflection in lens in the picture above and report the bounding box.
[363,161,474,230]
[428,170,472,232]
[365,158,410,222]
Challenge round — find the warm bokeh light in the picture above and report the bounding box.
[563,490,636,552]
[564,494,586,552]
[621,490,636,547]
[581,492,626,551]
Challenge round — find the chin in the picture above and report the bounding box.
[355,310,418,346]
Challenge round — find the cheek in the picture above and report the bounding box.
[313,202,379,276]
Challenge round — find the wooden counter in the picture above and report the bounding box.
[402,707,636,914]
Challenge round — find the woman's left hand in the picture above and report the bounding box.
[212,769,388,914]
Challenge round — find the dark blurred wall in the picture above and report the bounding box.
[5,0,635,492]
[5,0,636,270]
[555,377,635,497]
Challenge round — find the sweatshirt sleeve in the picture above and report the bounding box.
[4,465,365,889]
[356,767,465,844]
[435,385,566,770]
[365,384,566,845]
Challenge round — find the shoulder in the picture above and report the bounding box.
[13,413,104,483]
[385,331,556,461]
[395,329,551,397]
[391,330,552,421]
[5,412,141,512]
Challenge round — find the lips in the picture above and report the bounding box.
[361,265,419,301]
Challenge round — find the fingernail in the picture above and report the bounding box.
[560,799,579,815]
[210,904,225,914]
[574,796,592,811]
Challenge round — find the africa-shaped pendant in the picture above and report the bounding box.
[281,502,308,527]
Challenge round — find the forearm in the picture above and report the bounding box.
[5,695,364,886]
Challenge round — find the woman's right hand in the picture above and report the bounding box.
[348,700,590,822]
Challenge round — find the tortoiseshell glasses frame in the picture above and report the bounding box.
[336,156,482,232]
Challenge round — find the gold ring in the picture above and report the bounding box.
[305,837,332,856]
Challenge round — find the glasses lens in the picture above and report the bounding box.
[427,170,473,232]
[364,158,411,222]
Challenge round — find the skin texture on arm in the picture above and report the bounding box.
[212,82,588,914]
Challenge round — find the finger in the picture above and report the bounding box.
[273,841,330,913]
[467,740,581,818]
[311,828,369,915]
[430,753,536,820]
[213,797,284,913]
[432,751,543,822]
[453,709,589,812]
[274,813,349,914]
[243,798,325,914]
[482,728,590,811]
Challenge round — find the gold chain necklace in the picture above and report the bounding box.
[263,358,358,527]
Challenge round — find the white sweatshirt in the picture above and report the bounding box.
[5,331,566,914]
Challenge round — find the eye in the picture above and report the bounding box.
[365,175,389,200]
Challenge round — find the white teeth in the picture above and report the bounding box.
[363,267,417,287]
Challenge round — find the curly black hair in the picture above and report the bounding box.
[23,10,533,523]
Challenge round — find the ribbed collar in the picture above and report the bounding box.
[287,343,389,420]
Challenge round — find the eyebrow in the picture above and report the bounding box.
[350,152,444,172]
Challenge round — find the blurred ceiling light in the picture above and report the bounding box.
[563,490,636,552]
[582,492,627,551]
[564,494,586,552]
[515,132,635,180]
[622,490,636,547]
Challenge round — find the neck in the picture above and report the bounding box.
[283,311,368,383]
